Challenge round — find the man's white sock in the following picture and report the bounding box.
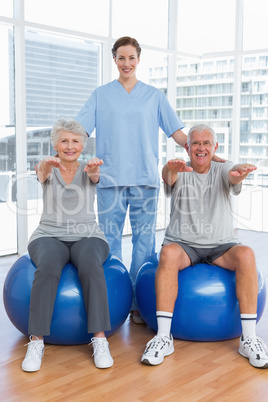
[156,311,173,338]
[241,313,257,339]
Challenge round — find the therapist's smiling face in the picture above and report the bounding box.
[114,45,140,80]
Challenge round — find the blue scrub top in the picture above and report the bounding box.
[76,80,184,188]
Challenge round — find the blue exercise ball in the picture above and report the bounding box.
[135,253,266,341]
[3,253,132,345]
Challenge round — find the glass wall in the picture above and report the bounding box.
[172,55,234,160]
[0,0,268,256]
[112,0,169,48]
[243,0,268,51]
[24,30,102,236]
[0,24,16,255]
[0,2,13,18]
[165,49,268,232]
[236,53,268,231]
[25,0,110,36]
[0,0,172,255]
[177,0,236,54]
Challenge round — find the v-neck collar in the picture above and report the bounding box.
[54,163,81,187]
[114,79,141,96]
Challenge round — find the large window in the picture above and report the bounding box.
[177,0,236,54]
[236,54,268,232]
[243,0,268,51]
[24,30,102,237]
[0,2,13,18]
[0,24,16,255]
[112,0,169,49]
[0,0,268,256]
[25,0,109,36]
[173,55,234,160]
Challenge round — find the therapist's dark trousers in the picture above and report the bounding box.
[28,237,110,336]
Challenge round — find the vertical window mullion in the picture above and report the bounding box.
[232,0,243,163]
[14,0,28,254]
[166,0,178,161]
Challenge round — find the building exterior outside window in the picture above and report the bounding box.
[150,55,268,170]
[150,53,268,231]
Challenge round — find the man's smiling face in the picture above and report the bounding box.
[185,129,218,173]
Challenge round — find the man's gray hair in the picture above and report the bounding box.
[51,118,87,147]
[187,124,217,145]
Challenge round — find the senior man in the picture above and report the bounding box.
[141,123,268,369]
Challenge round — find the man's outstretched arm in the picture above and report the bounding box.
[228,163,257,185]
[162,159,193,186]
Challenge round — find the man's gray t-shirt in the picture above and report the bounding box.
[29,161,107,245]
[164,161,242,248]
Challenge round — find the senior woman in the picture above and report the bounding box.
[22,118,113,372]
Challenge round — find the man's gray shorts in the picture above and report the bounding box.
[163,240,240,266]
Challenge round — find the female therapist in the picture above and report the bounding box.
[76,36,188,322]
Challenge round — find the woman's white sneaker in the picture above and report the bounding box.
[239,335,268,368]
[90,337,114,369]
[141,334,174,365]
[22,336,44,372]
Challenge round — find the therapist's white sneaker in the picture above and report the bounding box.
[130,311,145,324]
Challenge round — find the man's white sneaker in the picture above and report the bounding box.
[141,334,174,366]
[22,336,44,372]
[90,337,114,369]
[239,336,268,368]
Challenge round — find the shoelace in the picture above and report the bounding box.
[251,337,267,353]
[244,337,268,355]
[24,339,44,359]
[90,338,109,356]
[146,336,167,351]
